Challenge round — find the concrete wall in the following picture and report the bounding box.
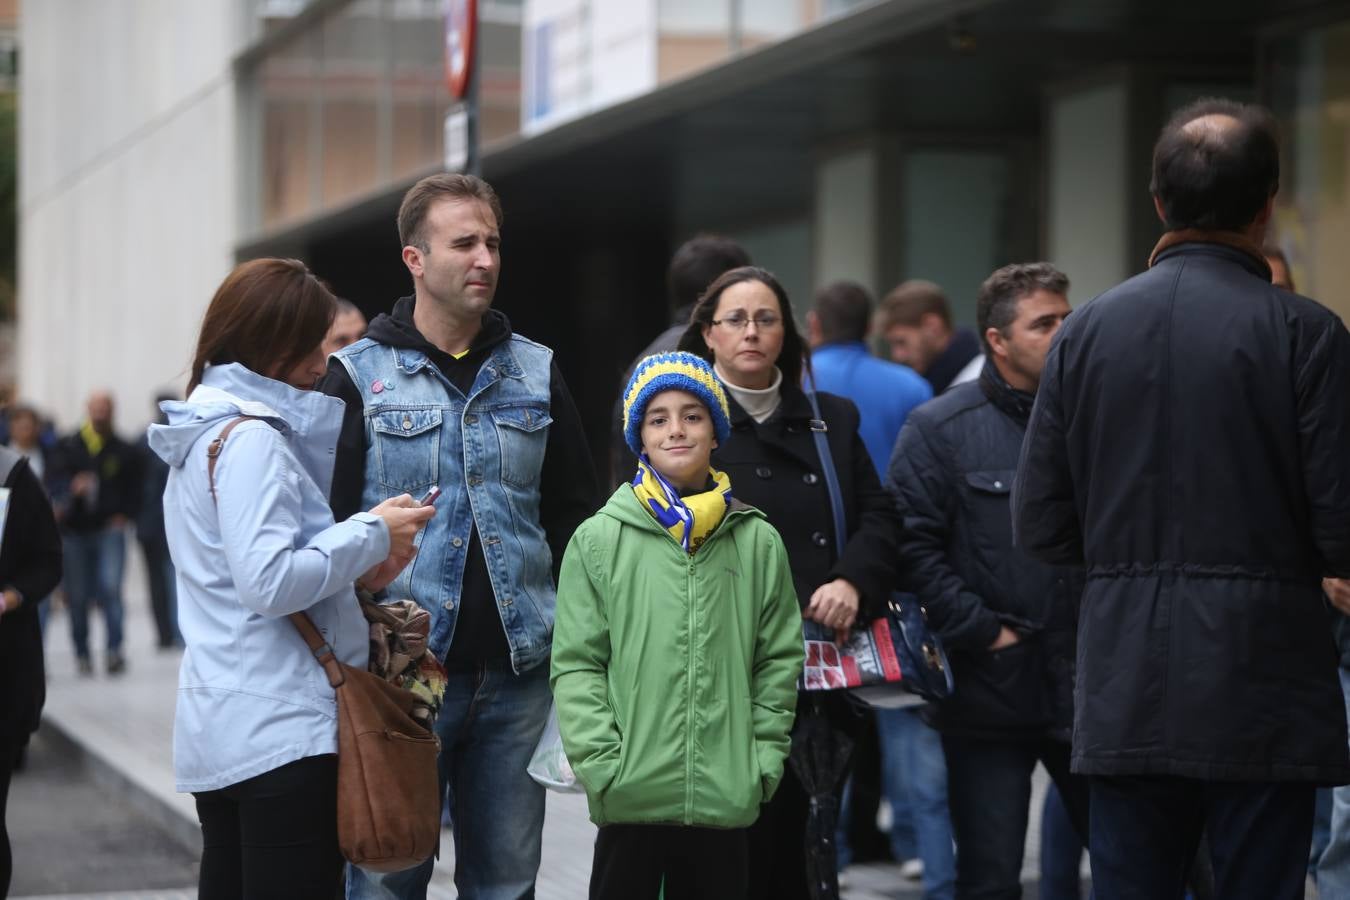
[19,0,245,432]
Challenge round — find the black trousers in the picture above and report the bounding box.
[1089,774,1315,900]
[0,738,19,900]
[591,823,749,900]
[193,754,342,900]
[139,536,177,648]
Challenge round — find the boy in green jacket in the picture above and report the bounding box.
[552,351,803,900]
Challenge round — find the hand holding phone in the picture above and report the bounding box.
[419,486,442,507]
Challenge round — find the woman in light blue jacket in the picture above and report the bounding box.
[148,258,434,899]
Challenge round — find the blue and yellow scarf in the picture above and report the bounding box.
[631,456,733,554]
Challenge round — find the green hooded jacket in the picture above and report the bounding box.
[551,484,804,828]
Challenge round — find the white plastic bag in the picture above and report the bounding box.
[527,703,586,793]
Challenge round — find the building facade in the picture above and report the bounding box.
[18,0,1350,445]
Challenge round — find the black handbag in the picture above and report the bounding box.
[800,390,954,706]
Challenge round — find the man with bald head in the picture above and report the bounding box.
[51,391,141,675]
[1014,98,1350,898]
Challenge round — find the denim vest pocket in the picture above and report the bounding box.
[492,405,552,487]
[372,407,443,493]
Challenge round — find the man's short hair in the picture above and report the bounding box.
[812,281,873,344]
[1150,98,1280,232]
[667,235,751,313]
[976,263,1070,354]
[334,297,361,316]
[8,404,38,428]
[397,174,504,253]
[878,280,952,331]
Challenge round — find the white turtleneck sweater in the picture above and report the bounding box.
[717,364,783,424]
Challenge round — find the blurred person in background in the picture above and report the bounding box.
[679,266,903,900]
[877,281,982,395]
[49,391,140,677]
[137,393,180,649]
[1318,578,1350,898]
[0,434,62,898]
[888,262,1083,900]
[807,281,947,893]
[323,297,368,357]
[7,405,55,640]
[149,257,434,899]
[1264,245,1294,291]
[610,235,751,484]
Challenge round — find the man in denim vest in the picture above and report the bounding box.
[322,173,599,899]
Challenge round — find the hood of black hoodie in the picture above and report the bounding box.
[366,296,513,355]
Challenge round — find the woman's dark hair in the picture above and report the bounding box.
[1150,98,1280,232]
[677,266,809,388]
[188,258,337,393]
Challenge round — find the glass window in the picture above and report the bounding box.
[1267,20,1350,320]
[657,0,731,83]
[260,29,320,228]
[320,0,385,207]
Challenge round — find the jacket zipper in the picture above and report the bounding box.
[684,554,696,825]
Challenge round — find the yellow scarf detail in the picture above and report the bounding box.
[631,456,732,554]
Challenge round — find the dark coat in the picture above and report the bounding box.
[1013,237,1350,783]
[887,364,1084,741]
[49,427,141,533]
[712,382,903,618]
[0,452,63,743]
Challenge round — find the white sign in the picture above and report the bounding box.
[444,106,469,172]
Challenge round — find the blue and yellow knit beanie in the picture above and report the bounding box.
[622,351,732,455]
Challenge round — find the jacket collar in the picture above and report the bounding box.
[1148,229,1272,281]
[978,359,1035,426]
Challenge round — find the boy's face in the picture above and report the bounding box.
[640,389,717,493]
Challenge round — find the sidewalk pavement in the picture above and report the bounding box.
[34,588,946,899]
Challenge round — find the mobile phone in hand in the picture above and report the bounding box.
[418,486,442,507]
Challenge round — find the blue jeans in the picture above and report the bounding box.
[1091,775,1313,900]
[1040,782,1087,900]
[62,527,126,659]
[1318,666,1350,898]
[347,659,552,900]
[878,709,955,900]
[942,734,1088,900]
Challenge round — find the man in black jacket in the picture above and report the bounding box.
[888,262,1080,898]
[49,391,140,676]
[1013,98,1350,900]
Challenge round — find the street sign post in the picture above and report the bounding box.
[443,0,479,175]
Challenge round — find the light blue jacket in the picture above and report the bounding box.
[335,334,557,672]
[148,363,390,792]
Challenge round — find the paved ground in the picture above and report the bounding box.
[8,731,197,897]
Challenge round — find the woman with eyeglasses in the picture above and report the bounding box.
[678,266,903,900]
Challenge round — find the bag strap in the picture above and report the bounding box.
[204,415,346,690]
[804,388,848,559]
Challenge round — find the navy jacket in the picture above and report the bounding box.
[888,364,1083,741]
[1013,237,1350,783]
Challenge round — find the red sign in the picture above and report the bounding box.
[444,0,478,100]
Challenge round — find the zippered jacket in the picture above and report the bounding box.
[551,485,803,828]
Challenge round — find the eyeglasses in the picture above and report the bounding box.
[710,312,783,331]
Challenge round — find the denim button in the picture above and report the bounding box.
[402,418,412,431]
[464,414,478,425]
[756,466,772,479]
[452,537,463,548]
[502,596,513,606]
[811,531,828,548]
[803,473,819,485]
[468,476,482,486]
[443,600,455,611]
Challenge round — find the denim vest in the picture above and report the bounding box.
[335,335,556,672]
